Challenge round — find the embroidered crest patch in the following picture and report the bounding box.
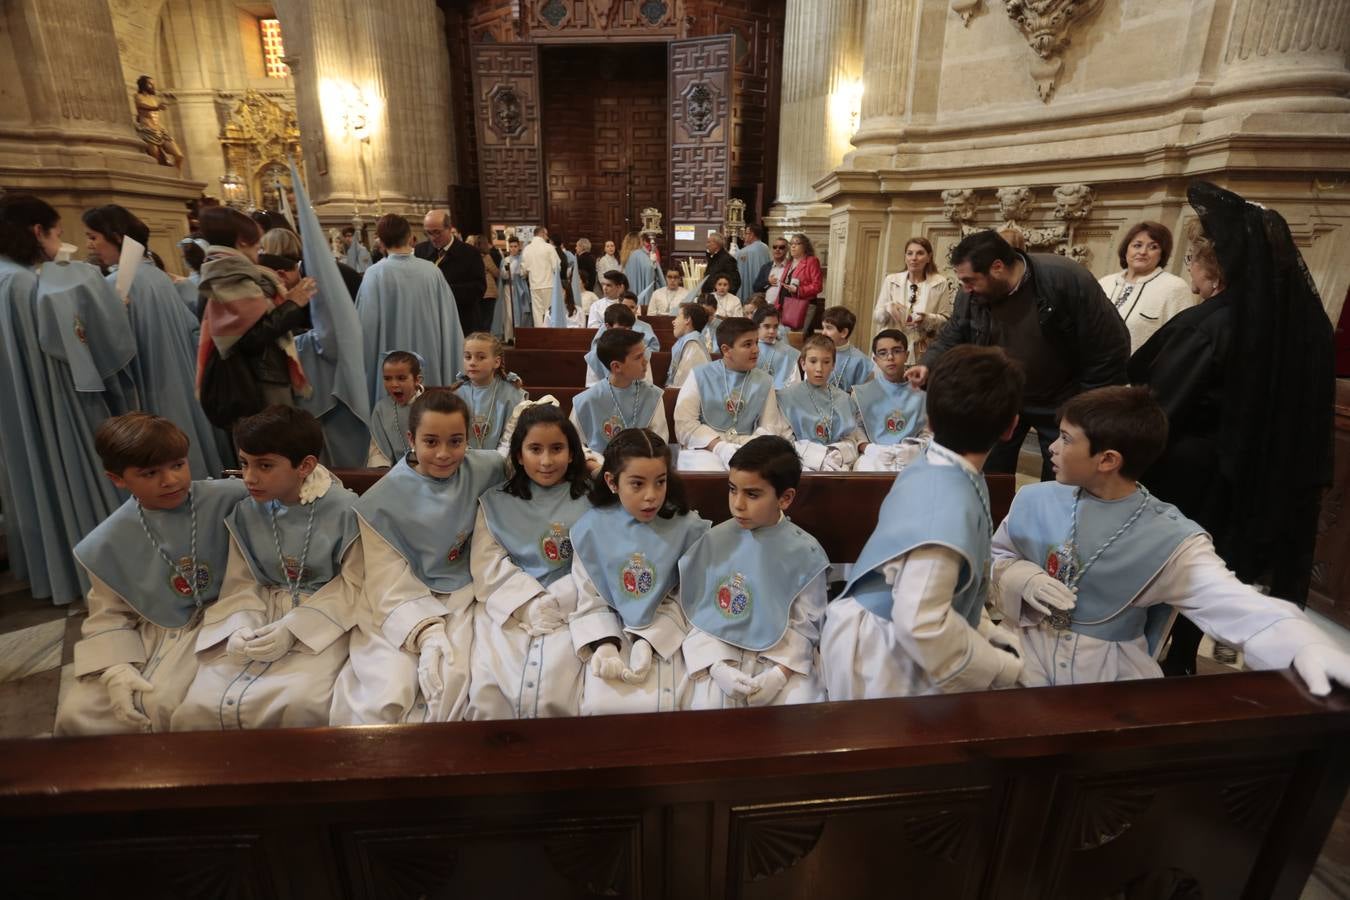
[471,414,491,445]
[715,572,752,618]
[620,552,655,598]
[169,557,210,597]
[74,315,87,344]
[814,419,829,439]
[282,555,309,583]
[541,522,573,564]
[1046,542,1080,585]
[884,409,906,434]
[447,530,469,562]
[601,414,623,440]
[725,391,742,417]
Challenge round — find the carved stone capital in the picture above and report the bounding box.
[1002,0,1104,101]
[996,186,1035,224]
[941,188,979,224]
[1052,183,1094,221]
[951,0,985,27]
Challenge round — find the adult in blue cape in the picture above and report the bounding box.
[82,204,227,480]
[621,231,660,308]
[356,214,463,403]
[267,161,373,467]
[735,224,772,302]
[0,194,140,605]
[342,225,373,273]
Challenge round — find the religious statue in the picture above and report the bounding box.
[134,75,184,172]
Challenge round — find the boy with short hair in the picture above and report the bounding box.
[699,294,721,354]
[55,413,249,735]
[679,435,829,708]
[584,303,654,386]
[618,290,661,352]
[647,266,687,315]
[172,406,362,730]
[754,305,800,388]
[708,274,743,319]
[821,346,1025,699]
[368,349,426,467]
[992,386,1350,694]
[853,328,930,472]
[666,301,711,388]
[777,334,865,471]
[820,305,870,391]
[586,269,628,328]
[571,328,669,471]
[673,316,792,472]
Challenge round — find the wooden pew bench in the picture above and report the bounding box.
[514,316,676,353]
[1,672,1345,898]
[506,348,672,388]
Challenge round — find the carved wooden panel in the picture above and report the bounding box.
[340,814,644,899]
[471,43,546,224]
[727,786,998,899]
[528,0,679,39]
[669,35,734,244]
[540,44,668,249]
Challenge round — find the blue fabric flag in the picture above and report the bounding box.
[550,267,567,327]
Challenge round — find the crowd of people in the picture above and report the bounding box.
[0,178,1346,737]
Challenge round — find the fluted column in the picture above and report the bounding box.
[849,0,916,156]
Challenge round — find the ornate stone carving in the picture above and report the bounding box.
[487,84,526,139]
[682,82,718,137]
[1052,182,1094,221]
[738,816,825,881]
[997,186,1035,225]
[941,188,979,225]
[951,0,985,27]
[1003,0,1105,101]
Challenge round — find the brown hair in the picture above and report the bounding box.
[926,346,1025,454]
[679,301,709,333]
[789,233,816,257]
[376,214,412,250]
[1058,385,1168,480]
[0,194,60,266]
[715,316,757,352]
[1183,219,1223,284]
[821,305,856,337]
[199,206,261,249]
[904,236,939,278]
[96,412,191,474]
[408,388,470,438]
[588,428,689,517]
[455,332,512,385]
[234,405,325,466]
[997,228,1026,251]
[1117,221,1173,269]
[259,227,302,259]
[800,333,837,360]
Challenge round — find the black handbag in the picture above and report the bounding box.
[199,346,264,430]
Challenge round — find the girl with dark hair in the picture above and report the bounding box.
[568,428,710,714]
[82,204,226,479]
[0,194,141,605]
[334,389,508,724]
[466,405,591,719]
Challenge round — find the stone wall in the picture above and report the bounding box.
[768,0,1350,342]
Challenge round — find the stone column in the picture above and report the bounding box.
[765,0,864,261]
[0,0,203,269]
[848,0,917,161]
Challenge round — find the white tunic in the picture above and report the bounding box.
[171,537,358,731]
[329,523,475,724]
[647,286,687,315]
[684,573,829,710]
[672,372,793,472]
[465,507,584,720]
[991,527,1334,686]
[521,236,559,291]
[569,385,670,469]
[1098,269,1197,352]
[569,556,692,714]
[872,272,954,359]
[820,450,1022,700]
[54,572,204,736]
[712,292,743,319]
[586,297,616,328]
[667,338,711,389]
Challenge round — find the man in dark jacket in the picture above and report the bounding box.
[698,231,741,296]
[909,230,1129,479]
[415,209,484,335]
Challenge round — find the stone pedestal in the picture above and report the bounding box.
[0,0,203,272]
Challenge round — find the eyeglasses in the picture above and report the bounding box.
[874,348,907,359]
[772,244,787,250]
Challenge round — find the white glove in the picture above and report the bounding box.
[243,620,296,661]
[712,441,739,466]
[820,447,846,472]
[621,639,654,685]
[796,441,829,471]
[745,665,788,707]
[709,660,755,699]
[827,442,859,468]
[519,595,565,636]
[590,643,628,681]
[1022,573,1077,617]
[100,663,154,729]
[226,627,256,662]
[985,625,1021,658]
[1292,644,1350,697]
[892,437,929,470]
[414,623,452,702]
[862,441,887,459]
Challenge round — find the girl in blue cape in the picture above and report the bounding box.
[466,405,591,719]
[569,428,710,714]
[451,332,527,454]
[367,350,425,467]
[332,389,507,724]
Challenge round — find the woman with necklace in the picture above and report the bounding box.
[1097,221,1195,352]
[872,237,954,361]
[776,335,865,471]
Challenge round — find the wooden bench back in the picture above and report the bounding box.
[506,349,672,388]
[514,316,676,352]
[330,468,1016,561]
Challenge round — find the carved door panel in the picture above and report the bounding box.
[471,43,546,226]
[668,35,734,257]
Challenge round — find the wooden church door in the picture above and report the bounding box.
[667,34,734,260]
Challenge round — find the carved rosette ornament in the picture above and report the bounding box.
[1003,0,1104,101]
[681,82,718,137]
[487,84,526,140]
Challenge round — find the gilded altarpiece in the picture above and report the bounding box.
[220,91,304,211]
